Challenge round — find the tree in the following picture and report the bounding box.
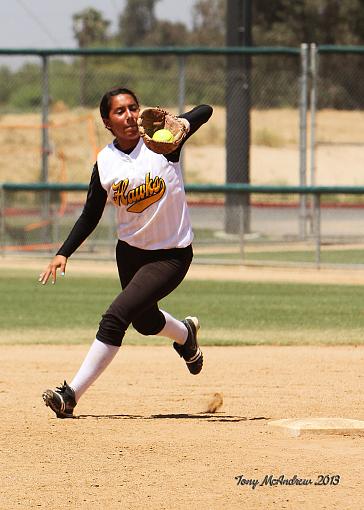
[144,20,189,47]
[251,0,364,108]
[118,0,160,46]
[72,8,110,106]
[0,66,13,105]
[190,0,225,46]
[72,8,110,47]
[251,0,364,46]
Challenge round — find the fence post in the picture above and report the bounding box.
[41,55,50,184]
[309,44,318,187]
[239,194,245,263]
[178,55,186,177]
[178,55,186,114]
[309,44,318,234]
[299,43,309,240]
[41,55,51,246]
[0,186,5,256]
[225,1,252,235]
[313,192,321,268]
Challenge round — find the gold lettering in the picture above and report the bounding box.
[134,184,146,201]
[127,188,136,204]
[112,179,129,206]
[127,182,165,213]
[112,173,166,213]
[145,173,154,196]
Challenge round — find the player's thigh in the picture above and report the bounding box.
[126,254,190,313]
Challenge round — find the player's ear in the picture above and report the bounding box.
[102,118,112,131]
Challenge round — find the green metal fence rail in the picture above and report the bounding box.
[0,46,301,56]
[2,182,364,194]
[5,43,364,57]
[317,45,364,54]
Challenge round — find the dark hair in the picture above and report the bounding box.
[99,87,140,119]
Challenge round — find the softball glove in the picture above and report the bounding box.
[137,107,189,154]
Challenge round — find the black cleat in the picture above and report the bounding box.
[173,316,203,375]
[42,381,77,419]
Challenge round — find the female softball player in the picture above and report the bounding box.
[40,87,213,418]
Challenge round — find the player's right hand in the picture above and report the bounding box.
[38,255,68,285]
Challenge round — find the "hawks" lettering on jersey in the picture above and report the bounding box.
[112,172,166,213]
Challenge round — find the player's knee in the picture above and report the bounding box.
[132,321,159,336]
[97,312,128,347]
[132,313,164,336]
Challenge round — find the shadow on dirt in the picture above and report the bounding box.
[76,413,270,422]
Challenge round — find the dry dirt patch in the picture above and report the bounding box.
[4,256,364,285]
[2,108,364,186]
[0,344,363,509]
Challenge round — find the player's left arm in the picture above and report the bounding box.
[180,104,213,138]
[166,104,213,162]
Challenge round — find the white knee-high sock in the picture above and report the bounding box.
[159,310,188,345]
[69,338,119,402]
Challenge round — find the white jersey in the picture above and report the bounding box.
[97,139,193,250]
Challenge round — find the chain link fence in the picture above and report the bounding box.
[1,46,364,267]
[310,46,364,189]
[0,47,303,186]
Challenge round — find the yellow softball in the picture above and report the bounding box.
[152,129,174,142]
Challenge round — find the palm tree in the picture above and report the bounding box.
[72,8,110,106]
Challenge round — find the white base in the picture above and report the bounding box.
[268,417,364,437]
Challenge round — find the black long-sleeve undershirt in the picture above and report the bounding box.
[57,104,213,258]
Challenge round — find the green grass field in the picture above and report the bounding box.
[2,268,364,346]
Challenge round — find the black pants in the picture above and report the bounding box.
[96,241,193,346]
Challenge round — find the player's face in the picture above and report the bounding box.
[104,94,140,149]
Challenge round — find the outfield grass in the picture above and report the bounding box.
[1,268,364,346]
[197,248,364,265]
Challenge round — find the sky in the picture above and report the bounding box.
[0,0,195,54]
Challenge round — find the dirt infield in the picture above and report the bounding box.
[4,256,364,285]
[1,344,363,509]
